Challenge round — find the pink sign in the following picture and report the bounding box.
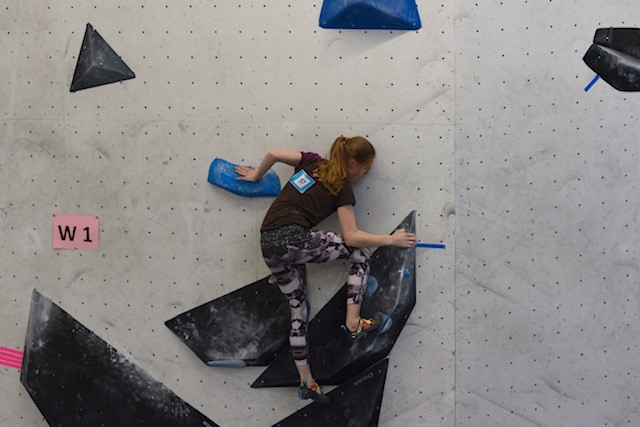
[53,214,99,250]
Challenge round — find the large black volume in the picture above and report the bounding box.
[165,276,290,367]
[253,211,416,387]
[70,23,135,92]
[273,359,389,427]
[20,290,219,427]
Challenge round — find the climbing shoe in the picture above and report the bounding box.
[298,381,330,404]
[341,312,390,342]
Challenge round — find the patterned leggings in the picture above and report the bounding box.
[261,224,370,366]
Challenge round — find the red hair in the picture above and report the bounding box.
[314,135,375,195]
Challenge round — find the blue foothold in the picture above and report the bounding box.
[365,276,379,296]
[380,316,393,334]
[403,268,410,278]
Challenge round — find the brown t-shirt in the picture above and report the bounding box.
[260,152,356,231]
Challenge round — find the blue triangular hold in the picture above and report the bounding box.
[319,0,421,30]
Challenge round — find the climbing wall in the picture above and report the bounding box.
[455,1,640,426]
[0,1,454,426]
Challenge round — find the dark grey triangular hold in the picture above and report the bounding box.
[70,23,135,92]
[20,290,219,427]
[165,276,290,367]
[272,359,389,427]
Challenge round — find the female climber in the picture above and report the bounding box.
[236,135,416,404]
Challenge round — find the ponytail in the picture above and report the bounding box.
[314,135,375,195]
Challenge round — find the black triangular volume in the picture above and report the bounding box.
[70,23,135,92]
[253,211,416,388]
[272,359,389,427]
[20,290,219,427]
[583,43,640,92]
[165,276,290,367]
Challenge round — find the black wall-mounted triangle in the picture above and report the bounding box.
[70,23,135,92]
[165,276,290,367]
[583,27,640,92]
[20,290,219,427]
[272,359,389,427]
[253,211,416,388]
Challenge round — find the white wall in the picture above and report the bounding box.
[455,1,640,426]
[0,1,454,426]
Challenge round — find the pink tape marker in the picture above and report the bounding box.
[0,346,23,370]
[53,214,99,250]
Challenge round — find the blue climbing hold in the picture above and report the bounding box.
[380,315,393,333]
[365,276,379,296]
[207,158,281,197]
[319,0,421,30]
[403,267,410,278]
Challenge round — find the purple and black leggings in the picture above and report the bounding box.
[260,224,370,366]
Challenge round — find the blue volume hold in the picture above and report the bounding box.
[207,158,281,197]
[319,0,421,30]
[365,276,379,296]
